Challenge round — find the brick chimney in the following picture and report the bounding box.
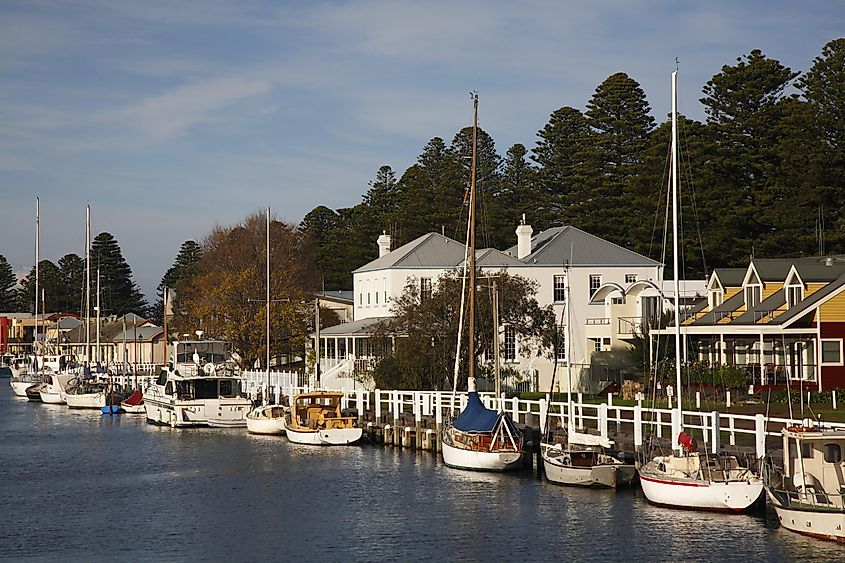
[377,231,392,257]
[516,215,533,260]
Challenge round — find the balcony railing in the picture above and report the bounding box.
[586,318,610,325]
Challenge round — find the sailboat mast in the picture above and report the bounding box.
[266,205,271,400]
[492,280,500,400]
[85,205,91,363]
[34,197,40,366]
[96,267,101,363]
[468,93,478,386]
[670,70,683,419]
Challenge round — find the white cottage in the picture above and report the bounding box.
[316,222,680,392]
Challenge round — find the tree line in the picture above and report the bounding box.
[0,232,147,317]
[301,39,845,289]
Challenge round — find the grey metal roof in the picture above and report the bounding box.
[775,271,845,326]
[505,226,660,267]
[732,289,786,323]
[712,268,745,288]
[111,326,163,343]
[314,316,391,337]
[318,290,354,304]
[794,263,845,283]
[462,248,524,268]
[353,233,466,273]
[750,259,795,282]
[690,290,744,326]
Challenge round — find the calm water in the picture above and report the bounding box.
[0,387,839,562]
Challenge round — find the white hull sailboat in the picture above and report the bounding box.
[541,435,637,489]
[639,69,762,512]
[284,391,362,445]
[39,373,73,404]
[10,378,33,397]
[765,424,845,542]
[441,439,523,472]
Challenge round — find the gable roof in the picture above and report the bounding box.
[463,248,524,268]
[505,226,660,267]
[711,268,745,288]
[353,233,466,274]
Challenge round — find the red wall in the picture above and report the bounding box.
[0,317,10,353]
[821,322,845,390]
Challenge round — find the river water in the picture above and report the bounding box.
[0,388,838,562]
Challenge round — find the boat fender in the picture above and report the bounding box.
[203,363,215,375]
[677,431,697,453]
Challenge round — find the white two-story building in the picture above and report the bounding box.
[315,221,696,392]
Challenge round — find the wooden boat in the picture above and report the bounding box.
[283,392,362,445]
[764,423,845,542]
[439,94,523,471]
[25,383,45,402]
[246,404,287,435]
[542,432,637,488]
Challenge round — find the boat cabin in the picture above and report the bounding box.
[777,426,845,508]
[290,392,354,430]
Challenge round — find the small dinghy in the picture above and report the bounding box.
[120,389,145,414]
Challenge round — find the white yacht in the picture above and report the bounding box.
[144,340,250,428]
[765,422,845,542]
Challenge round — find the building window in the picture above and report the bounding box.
[824,443,842,463]
[594,339,601,352]
[504,325,516,362]
[553,275,566,303]
[367,292,371,305]
[786,284,803,308]
[375,291,379,305]
[420,278,432,302]
[589,274,602,298]
[611,297,623,305]
[384,291,388,303]
[603,337,611,351]
[744,285,761,309]
[556,325,566,362]
[709,289,723,310]
[625,274,637,284]
[821,339,843,365]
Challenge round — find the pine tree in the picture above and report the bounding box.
[16,260,63,314]
[151,241,202,324]
[700,49,799,259]
[584,73,655,245]
[57,254,84,314]
[0,255,17,312]
[91,232,147,316]
[798,38,845,252]
[489,144,538,246]
[532,106,592,227]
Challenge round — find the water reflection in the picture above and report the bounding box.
[1,390,842,561]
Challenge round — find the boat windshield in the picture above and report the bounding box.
[175,341,229,364]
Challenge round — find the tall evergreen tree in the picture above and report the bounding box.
[450,126,501,248]
[151,241,202,324]
[90,232,147,316]
[798,38,845,252]
[489,144,538,246]
[584,72,655,246]
[56,254,84,314]
[700,49,799,260]
[0,255,17,312]
[16,260,62,314]
[532,106,592,227]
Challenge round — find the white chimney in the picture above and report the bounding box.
[516,214,533,260]
[377,231,392,257]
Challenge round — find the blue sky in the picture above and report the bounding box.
[1,1,843,301]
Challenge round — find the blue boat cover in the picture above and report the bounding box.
[452,392,501,433]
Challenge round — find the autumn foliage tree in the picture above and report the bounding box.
[173,211,321,369]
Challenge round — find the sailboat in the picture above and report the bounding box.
[12,198,44,398]
[638,70,763,511]
[246,206,287,435]
[64,209,110,409]
[439,94,524,471]
[540,263,637,488]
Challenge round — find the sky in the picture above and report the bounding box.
[1,1,843,302]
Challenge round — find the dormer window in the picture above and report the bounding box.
[744,285,762,309]
[708,289,723,310]
[786,284,803,308]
